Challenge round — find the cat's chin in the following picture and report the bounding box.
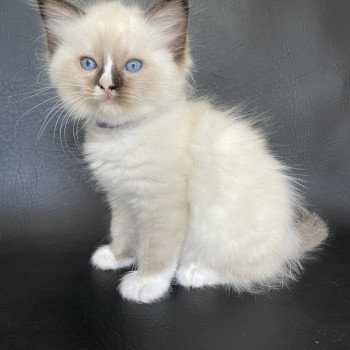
[98,100,120,112]
[98,102,120,116]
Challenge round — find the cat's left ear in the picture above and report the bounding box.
[146,0,189,63]
[37,0,85,55]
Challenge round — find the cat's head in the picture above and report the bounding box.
[38,0,191,124]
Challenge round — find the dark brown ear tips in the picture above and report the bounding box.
[146,0,190,63]
[180,0,190,15]
[37,0,84,55]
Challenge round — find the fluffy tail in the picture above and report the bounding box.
[296,207,329,253]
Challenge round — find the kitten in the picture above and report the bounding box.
[37,0,328,303]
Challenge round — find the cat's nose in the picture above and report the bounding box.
[99,83,116,91]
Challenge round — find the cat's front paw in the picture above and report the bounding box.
[119,271,172,303]
[91,245,135,271]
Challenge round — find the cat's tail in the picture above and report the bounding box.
[296,207,329,253]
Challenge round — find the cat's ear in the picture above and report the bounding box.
[37,0,85,55]
[146,0,189,63]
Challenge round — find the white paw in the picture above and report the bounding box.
[91,245,134,271]
[119,271,172,303]
[176,264,222,288]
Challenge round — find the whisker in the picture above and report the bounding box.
[57,96,87,155]
[36,100,67,145]
[34,91,86,144]
[53,108,69,146]
[59,115,70,159]
[14,95,60,135]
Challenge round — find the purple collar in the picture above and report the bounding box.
[96,121,120,129]
[96,119,141,129]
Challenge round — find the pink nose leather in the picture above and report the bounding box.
[99,73,116,91]
[99,82,116,91]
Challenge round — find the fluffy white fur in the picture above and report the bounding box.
[38,0,328,303]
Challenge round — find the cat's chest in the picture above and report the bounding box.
[86,138,142,181]
[83,129,171,195]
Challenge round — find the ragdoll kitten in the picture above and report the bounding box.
[37,0,328,303]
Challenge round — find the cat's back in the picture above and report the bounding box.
[188,100,276,169]
[186,100,299,259]
[187,99,295,214]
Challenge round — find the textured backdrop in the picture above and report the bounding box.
[0,1,349,349]
[1,0,349,234]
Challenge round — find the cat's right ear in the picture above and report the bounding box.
[146,0,189,63]
[37,0,85,55]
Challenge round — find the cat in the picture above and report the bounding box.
[37,0,328,303]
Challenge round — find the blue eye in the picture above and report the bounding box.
[125,59,143,73]
[80,57,97,71]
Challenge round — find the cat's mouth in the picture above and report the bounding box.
[99,91,116,104]
[93,87,117,106]
[101,94,115,104]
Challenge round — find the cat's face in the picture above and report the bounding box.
[38,0,190,124]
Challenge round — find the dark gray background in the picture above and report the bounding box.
[0,1,349,349]
[1,0,349,234]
